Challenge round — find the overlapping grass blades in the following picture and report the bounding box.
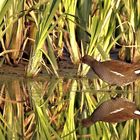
[26,0,61,77]
[116,0,140,61]
[27,79,62,139]
[61,80,77,139]
[0,0,140,77]
[63,0,81,64]
[80,0,121,76]
[0,0,140,139]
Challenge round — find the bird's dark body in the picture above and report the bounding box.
[81,55,140,86]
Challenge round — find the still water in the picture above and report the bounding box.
[0,74,140,140]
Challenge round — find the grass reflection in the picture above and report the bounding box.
[0,78,139,139]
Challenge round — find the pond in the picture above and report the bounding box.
[0,64,140,140]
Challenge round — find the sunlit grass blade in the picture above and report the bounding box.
[27,81,61,139]
[80,0,121,76]
[26,0,61,77]
[63,0,80,64]
[61,80,77,139]
[0,0,13,25]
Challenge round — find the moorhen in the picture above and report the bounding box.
[81,55,140,86]
[81,97,140,127]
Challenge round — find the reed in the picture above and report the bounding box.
[79,0,122,76]
[26,0,60,77]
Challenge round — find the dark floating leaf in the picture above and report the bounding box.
[81,97,140,127]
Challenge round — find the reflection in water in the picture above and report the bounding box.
[0,77,140,139]
[81,97,140,127]
[0,80,25,139]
